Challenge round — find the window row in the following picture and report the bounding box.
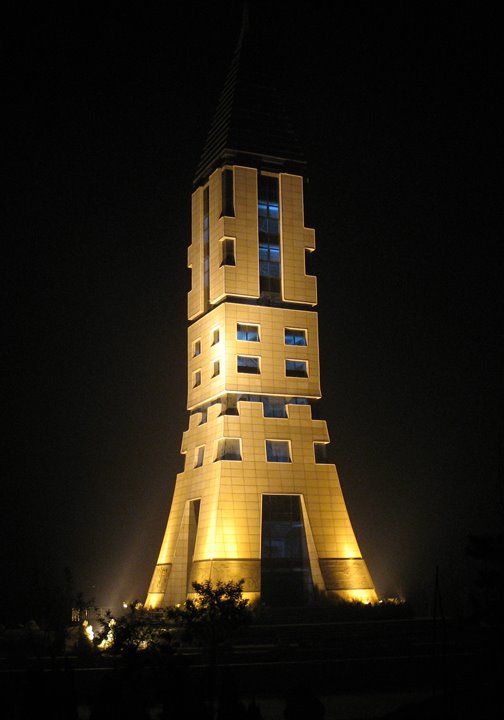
[209,171,312,296]
[193,358,309,386]
[221,395,309,418]
[193,326,307,357]
[237,324,307,346]
[190,395,310,423]
[192,439,329,466]
[192,328,220,357]
[237,357,308,378]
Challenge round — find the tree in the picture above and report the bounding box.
[96,601,172,664]
[165,579,251,717]
[166,579,250,651]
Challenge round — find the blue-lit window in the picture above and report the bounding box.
[237,323,260,342]
[258,174,280,294]
[286,360,308,378]
[261,495,312,605]
[284,328,307,346]
[216,438,242,461]
[232,395,289,418]
[259,247,280,276]
[258,200,279,219]
[266,440,291,463]
[237,355,260,374]
[259,245,280,261]
[263,397,287,418]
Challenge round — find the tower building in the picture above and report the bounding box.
[146,21,377,607]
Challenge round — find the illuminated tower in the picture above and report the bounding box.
[146,21,377,607]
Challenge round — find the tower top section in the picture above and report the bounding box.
[193,10,305,189]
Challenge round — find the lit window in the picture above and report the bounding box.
[237,355,260,374]
[258,174,280,294]
[212,328,220,345]
[263,397,287,418]
[286,360,308,378]
[237,323,260,342]
[216,438,242,461]
[193,369,201,387]
[194,445,205,468]
[193,339,201,357]
[221,238,236,266]
[284,328,307,346]
[314,442,328,464]
[212,360,220,377]
[266,440,291,463]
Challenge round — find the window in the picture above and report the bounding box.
[237,355,260,374]
[231,395,288,418]
[221,238,236,266]
[305,247,315,276]
[203,186,209,310]
[237,323,260,342]
[222,395,238,415]
[187,499,201,590]
[258,174,281,294]
[284,328,307,346]
[259,244,280,280]
[212,328,220,345]
[193,369,201,387]
[194,445,205,468]
[266,440,291,463]
[261,495,312,605]
[286,360,308,378]
[193,339,201,357]
[212,360,220,377]
[216,438,242,461]
[314,442,328,464]
[222,168,234,217]
[263,397,287,418]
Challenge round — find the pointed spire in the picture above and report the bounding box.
[238,1,250,45]
[193,10,305,188]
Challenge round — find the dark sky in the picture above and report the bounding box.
[3,3,501,616]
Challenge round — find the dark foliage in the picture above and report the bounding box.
[165,579,251,652]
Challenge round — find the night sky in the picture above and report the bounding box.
[3,3,501,616]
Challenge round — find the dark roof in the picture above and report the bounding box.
[193,14,305,188]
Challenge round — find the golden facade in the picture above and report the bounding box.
[146,166,377,607]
